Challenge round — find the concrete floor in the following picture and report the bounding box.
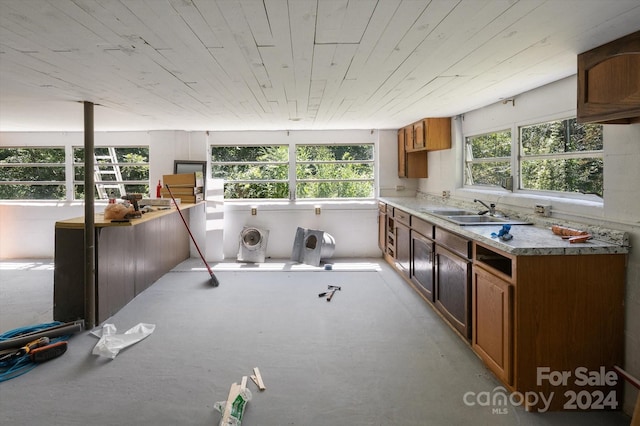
[0,258,632,426]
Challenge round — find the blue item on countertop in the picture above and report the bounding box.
[491,224,513,241]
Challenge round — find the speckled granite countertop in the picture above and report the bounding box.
[380,197,629,256]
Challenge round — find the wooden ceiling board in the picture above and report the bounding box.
[313,43,358,123]
[289,0,318,120]
[170,0,223,48]
[342,0,434,109]
[315,0,376,44]
[342,0,401,81]
[1,0,640,131]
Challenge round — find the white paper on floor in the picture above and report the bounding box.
[91,323,156,359]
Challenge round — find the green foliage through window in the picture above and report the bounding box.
[465,131,512,187]
[211,144,374,200]
[520,119,603,196]
[465,118,603,197]
[0,147,66,200]
[73,146,149,200]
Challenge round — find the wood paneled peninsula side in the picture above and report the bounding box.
[378,196,628,412]
[54,204,200,326]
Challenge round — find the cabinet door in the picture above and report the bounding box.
[472,266,513,384]
[395,221,410,279]
[577,30,640,123]
[404,124,414,150]
[424,117,452,151]
[397,129,407,177]
[411,231,434,301]
[378,209,386,252]
[413,120,425,150]
[435,245,471,339]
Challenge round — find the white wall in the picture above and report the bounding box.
[417,75,640,416]
[207,130,380,259]
[0,129,381,260]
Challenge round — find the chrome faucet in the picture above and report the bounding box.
[474,199,496,216]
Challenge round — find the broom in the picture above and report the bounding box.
[165,184,219,287]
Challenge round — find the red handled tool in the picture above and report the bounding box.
[165,184,219,287]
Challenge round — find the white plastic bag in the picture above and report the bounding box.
[214,384,252,426]
[91,323,155,359]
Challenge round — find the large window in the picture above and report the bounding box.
[0,147,66,200]
[520,118,603,196]
[73,146,150,200]
[211,143,375,200]
[465,118,603,197]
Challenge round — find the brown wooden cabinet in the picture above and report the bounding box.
[434,227,472,339]
[393,208,411,279]
[378,203,626,411]
[377,202,387,253]
[577,30,640,124]
[411,118,452,151]
[410,217,435,301]
[413,120,425,150]
[54,208,191,325]
[397,127,428,178]
[472,241,625,411]
[397,117,451,178]
[472,259,513,385]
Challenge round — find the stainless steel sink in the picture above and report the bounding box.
[443,215,532,226]
[424,209,478,216]
[421,208,532,226]
[447,215,508,223]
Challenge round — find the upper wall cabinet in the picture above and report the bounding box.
[406,117,452,152]
[577,30,640,124]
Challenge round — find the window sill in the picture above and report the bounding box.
[454,187,604,220]
[224,199,377,212]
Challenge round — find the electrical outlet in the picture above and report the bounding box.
[395,185,405,191]
[442,190,451,198]
[534,204,551,217]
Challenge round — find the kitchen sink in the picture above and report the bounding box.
[423,209,478,216]
[448,215,508,223]
[421,208,532,226]
[445,215,532,226]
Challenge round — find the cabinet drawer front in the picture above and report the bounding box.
[393,208,410,226]
[411,216,434,238]
[435,227,471,259]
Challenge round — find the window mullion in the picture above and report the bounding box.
[289,144,296,200]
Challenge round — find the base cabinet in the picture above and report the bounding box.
[472,241,625,412]
[394,209,411,278]
[410,230,434,301]
[378,203,386,252]
[434,245,471,339]
[472,265,512,385]
[378,203,626,412]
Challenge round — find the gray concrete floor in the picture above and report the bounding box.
[0,258,632,425]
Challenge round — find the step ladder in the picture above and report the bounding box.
[94,147,126,199]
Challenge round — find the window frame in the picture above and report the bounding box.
[72,145,150,200]
[0,146,67,200]
[463,116,604,200]
[518,117,603,197]
[210,141,376,202]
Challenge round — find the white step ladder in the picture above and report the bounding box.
[94,147,126,199]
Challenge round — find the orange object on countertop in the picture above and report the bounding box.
[551,225,589,237]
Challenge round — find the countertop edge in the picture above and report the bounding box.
[55,203,200,229]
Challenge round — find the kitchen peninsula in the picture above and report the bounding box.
[54,204,200,326]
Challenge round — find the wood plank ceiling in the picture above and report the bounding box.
[1,0,639,131]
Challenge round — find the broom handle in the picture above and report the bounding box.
[164,185,213,277]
